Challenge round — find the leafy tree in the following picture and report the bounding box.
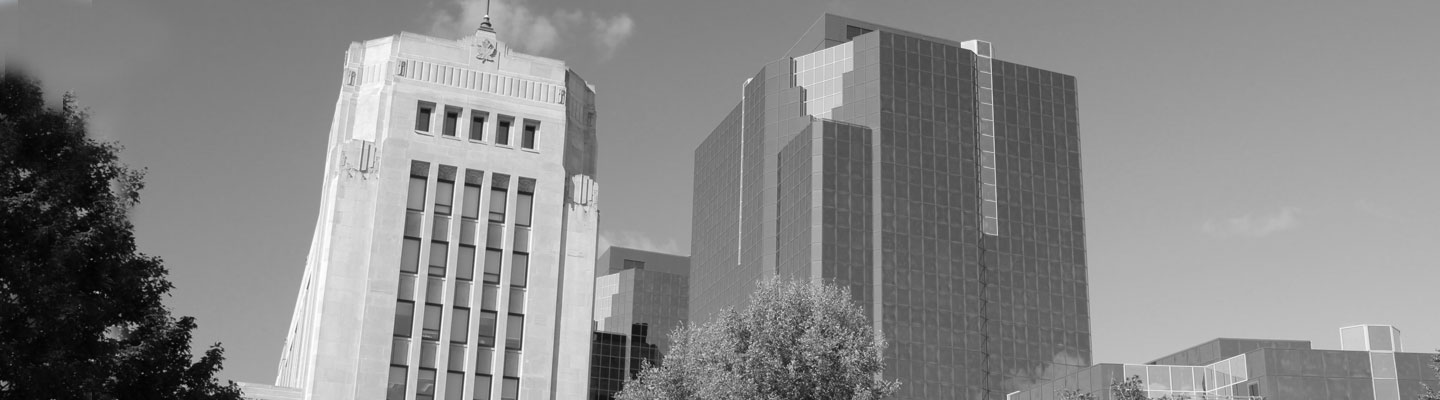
[0,69,242,400]
[1423,350,1440,400]
[1110,375,1148,400]
[1057,388,1095,400]
[617,279,900,400]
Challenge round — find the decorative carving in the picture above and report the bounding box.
[475,39,498,63]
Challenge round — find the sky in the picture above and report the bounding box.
[4,0,1439,385]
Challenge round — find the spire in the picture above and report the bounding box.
[477,0,495,33]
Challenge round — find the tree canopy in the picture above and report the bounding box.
[616,279,899,400]
[0,69,242,400]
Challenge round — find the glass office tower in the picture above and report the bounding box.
[691,14,1089,400]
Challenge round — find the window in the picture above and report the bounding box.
[439,106,461,137]
[417,368,437,400]
[435,180,455,215]
[510,253,527,288]
[462,184,483,219]
[496,117,512,146]
[394,301,415,337]
[448,344,466,371]
[457,245,476,281]
[391,337,410,365]
[416,101,436,132]
[507,288,524,314]
[422,303,443,340]
[623,259,645,270]
[446,372,465,400]
[387,366,408,400]
[402,239,422,274]
[505,314,523,350]
[469,111,487,141]
[503,351,520,378]
[483,249,502,284]
[477,311,497,347]
[489,189,507,222]
[451,308,470,343]
[476,347,494,375]
[520,121,538,149]
[398,275,417,301]
[407,177,428,211]
[501,377,519,400]
[474,374,492,400]
[429,241,448,277]
[514,193,532,227]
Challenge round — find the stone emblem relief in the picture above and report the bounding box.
[476,39,498,63]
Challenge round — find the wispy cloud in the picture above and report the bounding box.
[598,229,683,255]
[427,0,634,60]
[1202,207,1302,238]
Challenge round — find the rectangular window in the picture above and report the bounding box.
[511,228,529,254]
[480,285,498,311]
[510,253,527,288]
[391,337,410,365]
[416,101,435,132]
[476,347,494,375]
[507,287,524,314]
[488,189,507,222]
[520,121,537,149]
[417,368,437,400]
[407,177,428,211]
[451,308,470,344]
[435,180,455,215]
[442,106,461,137]
[422,303,443,340]
[429,241,448,277]
[394,301,415,337]
[483,249,502,284]
[446,371,465,400]
[387,366,408,400]
[462,184,483,219]
[457,245,476,281]
[514,193,532,227]
[401,238,422,274]
[477,311,497,347]
[454,280,472,308]
[496,117,512,146]
[501,377,519,400]
[420,340,438,368]
[425,278,445,304]
[485,223,504,249]
[623,259,645,270]
[469,110,488,141]
[474,374,492,400]
[505,314,523,350]
[503,351,520,378]
[397,275,417,301]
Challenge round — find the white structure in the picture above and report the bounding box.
[267,23,599,400]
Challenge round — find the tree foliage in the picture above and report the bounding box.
[1423,350,1440,400]
[0,69,242,400]
[1110,375,1148,400]
[1056,388,1095,400]
[617,279,900,400]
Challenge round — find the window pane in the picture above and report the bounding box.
[426,278,445,304]
[503,351,520,377]
[469,112,486,141]
[481,285,498,310]
[515,194,533,226]
[1375,379,1400,400]
[521,124,536,149]
[405,211,425,238]
[1371,352,1397,378]
[508,288,525,314]
[446,371,465,400]
[510,253,527,288]
[429,242,448,277]
[1369,325,1394,351]
[388,366,408,400]
[483,249,502,284]
[433,216,450,242]
[501,377,518,400]
[496,119,511,145]
[398,274,417,301]
[391,337,411,365]
[486,223,504,249]
[1231,355,1248,380]
[476,347,495,375]
[394,301,415,337]
[421,340,438,368]
[454,280,472,308]
[407,177,427,211]
[423,304,443,340]
[443,106,460,137]
[474,374,492,400]
[451,308,470,343]
[435,181,455,215]
[457,245,476,281]
[1341,326,1366,350]
[477,311,497,347]
[460,219,478,245]
[448,344,467,371]
[418,368,437,396]
[462,185,482,219]
[489,189,507,222]
[512,227,530,254]
[506,314,523,350]
[416,102,434,132]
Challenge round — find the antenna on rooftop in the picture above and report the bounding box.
[478,0,494,32]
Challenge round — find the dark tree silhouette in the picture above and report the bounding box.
[0,69,243,400]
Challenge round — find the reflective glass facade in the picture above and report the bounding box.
[691,14,1089,400]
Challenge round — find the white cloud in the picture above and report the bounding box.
[427,0,633,60]
[598,229,683,255]
[1202,207,1302,238]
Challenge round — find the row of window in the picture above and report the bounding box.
[416,101,540,150]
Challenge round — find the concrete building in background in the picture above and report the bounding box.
[592,247,690,353]
[1007,325,1440,400]
[690,14,1089,400]
[263,20,600,400]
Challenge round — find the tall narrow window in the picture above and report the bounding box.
[469,110,488,141]
[510,253,527,288]
[457,245,476,281]
[496,117,512,146]
[477,311,497,347]
[451,308,470,344]
[489,189,507,222]
[435,180,455,215]
[462,184,483,219]
[407,176,428,211]
[417,368,437,400]
[442,106,461,137]
[416,101,435,132]
[520,121,538,150]
[387,366,408,400]
[394,301,415,337]
[445,371,465,400]
[505,314,523,350]
[429,241,448,277]
[474,374,492,400]
[514,193,532,227]
[483,249,502,284]
[501,377,519,400]
[422,304,443,340]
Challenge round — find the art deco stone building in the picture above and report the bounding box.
[269,23,599,400]
[691,14,1089,400]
